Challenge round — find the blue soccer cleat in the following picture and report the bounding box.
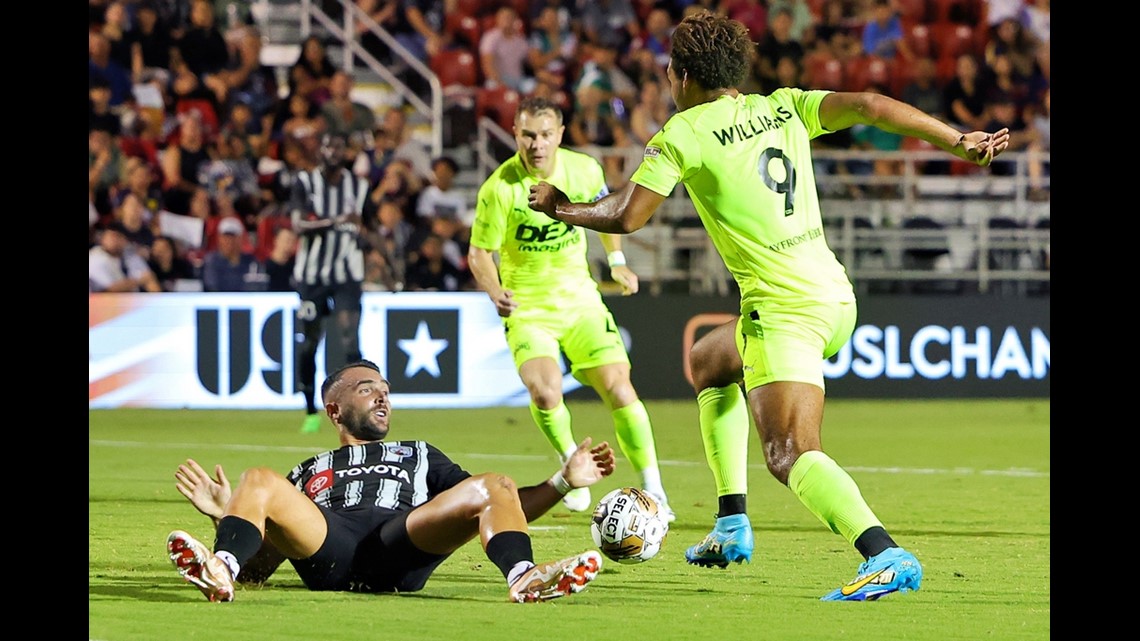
[685,513,754,568]
[821,547,923,601]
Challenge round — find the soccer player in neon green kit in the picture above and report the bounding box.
[528,11,1010,600]
[467,96,675,521]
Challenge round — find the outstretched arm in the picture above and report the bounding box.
[818,91,1010,166]
[528,181,667,235]
[517,437,616,521]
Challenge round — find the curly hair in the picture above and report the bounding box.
[669,10,754,91]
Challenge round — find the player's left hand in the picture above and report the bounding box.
[527,181,568,217]
[610,265,639,295]
[175,458,231,521]
[562,437,616,489]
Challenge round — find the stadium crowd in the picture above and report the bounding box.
[89,0,1049,294]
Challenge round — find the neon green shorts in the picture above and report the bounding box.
[736,300,857,392]
[504,303,630,374]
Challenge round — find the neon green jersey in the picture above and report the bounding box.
[630,89,856,308]
[471,147,609,309]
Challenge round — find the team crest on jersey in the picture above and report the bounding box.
[387,444,414,458]
[644,146,661,158]
[305,469,335,499]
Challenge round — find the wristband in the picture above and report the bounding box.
[607,250,627,268]
[550,470,572,496]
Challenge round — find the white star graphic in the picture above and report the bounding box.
[397,321,449,378]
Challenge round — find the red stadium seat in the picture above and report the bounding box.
[934,53,959,86]
[930,0,983,24]
[803,54,845,91]
[930,21,979,59]
[455,0,484,19]
[446,13,483,51]
[431,48,480,89]
[895,0,930,22]
[903,21,934,59]
[476,86,521,132]
[843,55,895,94]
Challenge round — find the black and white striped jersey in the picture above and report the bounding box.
[286,441,472,512]
[289,168,370,287]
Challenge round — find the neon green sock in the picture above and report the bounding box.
[530,401,576,460]
[788,450,883,545]
[698,384,750,496]
[611,400,658,473]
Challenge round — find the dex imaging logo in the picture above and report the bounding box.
[387,309,459,393]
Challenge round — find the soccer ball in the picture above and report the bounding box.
[590,487,669,564]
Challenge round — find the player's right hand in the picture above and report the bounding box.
[492,289,518,317]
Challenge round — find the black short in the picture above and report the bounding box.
[296,281,362,320]
[290,505,450,593]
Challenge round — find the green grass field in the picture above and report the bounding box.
[89,399,1049,641]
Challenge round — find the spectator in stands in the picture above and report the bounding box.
[773,54,806,91]
[127,0,175,86]
[262,225,299,292]
[754,7,805,91]
[578,0,640,52]
[90,126,128,222]
[207,22,278,120]
[527,4,579,96]
[480,5,536,94]
[279,92,326,146]
[416,156,470,230]
[174,0,230,83]
[114,191,159,259]
[1020,0,1049,81]
[148,235,199,291]
[805,0,861,62]
[99,1,133,70]
[320,70,377,143]
[90,223,163,293]
[405,234,464,292]
[767,0,815,43]
[204,132,263,221]
[942,54,989,132]
[390,0,450,65]
[983,16,1047,105]
[979,91,1033,179]
[355,0,401,65]
[170,63,224,140]
[859,0,911,60]
[628,78,672,146]
[720,0,768,42]
[1025,86,1049,201]
[367,197,415,291]
[200,215,266,291]
[90,30,134,108]
[627,7,673,73]
[900,56,945,121]
[371,106,434,184]
[160,111,213,215]
[89,76,122,140]
[220,99,269,159]
[362,246,399,291]
[290,36,336,106]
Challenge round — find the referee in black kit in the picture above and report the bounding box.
[290,132,372,433]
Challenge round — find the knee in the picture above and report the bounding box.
[463,473,520,514]
[527,384,562,409]
[237,467,282,493]
[761,444,795,485]
[690,342,738,392]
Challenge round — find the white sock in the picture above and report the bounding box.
[640,467,665,498]
[215,550,241,580]
[507,561,535,587]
